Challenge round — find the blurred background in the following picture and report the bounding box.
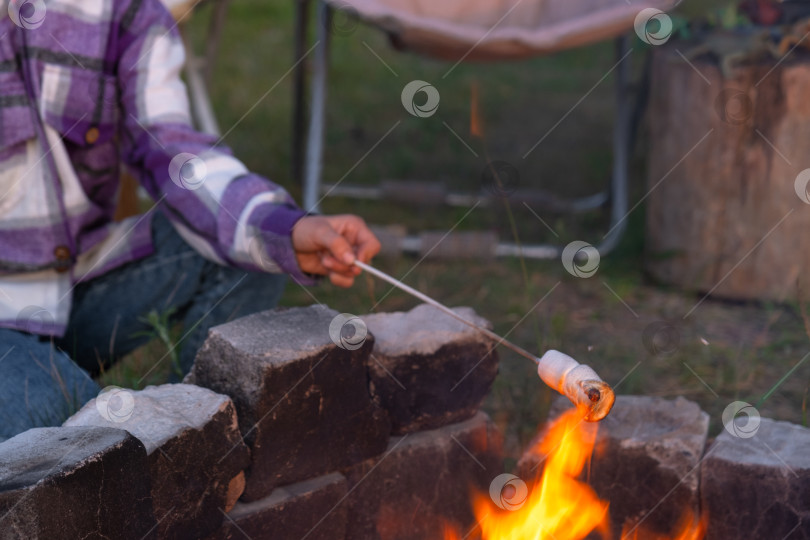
[108,0,810,463]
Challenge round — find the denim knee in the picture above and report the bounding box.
[0,329,99,441]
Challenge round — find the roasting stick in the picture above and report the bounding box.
[353,260,616,421]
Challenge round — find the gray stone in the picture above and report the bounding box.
[188,305,390,501]
[701,418,810,539]
[362,304,499,434]
[208,472,347,540]
[518,395,709,539]
[0,426,156,539]
[64,383,249,539]
[343,411,503,540]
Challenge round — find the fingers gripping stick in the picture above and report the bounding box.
[353,260,615,421]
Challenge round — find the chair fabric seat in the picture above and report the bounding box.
[327,0,677,60]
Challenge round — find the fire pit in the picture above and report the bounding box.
[1,304,808,539]
[479,396,710,540]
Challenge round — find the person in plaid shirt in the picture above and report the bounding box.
[0,0,380,440]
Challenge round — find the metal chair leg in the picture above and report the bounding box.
[303,0,331,213]
[594,34,631,257]
[292,0,311,186]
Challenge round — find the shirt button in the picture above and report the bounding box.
[54,245,71,273]
[85,127,100,145]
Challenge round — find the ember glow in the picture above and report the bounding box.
[621,510,708,540]
[444,406,707,540]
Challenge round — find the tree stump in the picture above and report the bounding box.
[645,43,810,302]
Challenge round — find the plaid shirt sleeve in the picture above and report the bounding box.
[114,0,313,283]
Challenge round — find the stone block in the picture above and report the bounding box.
[362,304,499,434]
[187,305,390,501]
[64,383,249,539]
[701,417,810,539]
[208,472,347,540]
[343,411,502,540]
[0,426,156,539]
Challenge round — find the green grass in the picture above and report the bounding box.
[103,0,810,458]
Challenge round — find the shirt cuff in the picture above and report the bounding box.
[259,204,320,286]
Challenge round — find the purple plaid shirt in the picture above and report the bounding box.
[0,0,311,335]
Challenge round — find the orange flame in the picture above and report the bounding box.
[444,406,707,540]
[443,523,463,540]
[468,406,608,540]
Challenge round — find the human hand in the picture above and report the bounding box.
[291,214,381,287]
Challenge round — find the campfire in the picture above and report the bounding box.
[354,262,714,540]
[443,405,707,540]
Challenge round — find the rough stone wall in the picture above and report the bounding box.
[0,303,502,539]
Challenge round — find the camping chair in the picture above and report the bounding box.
[295,0,676,258]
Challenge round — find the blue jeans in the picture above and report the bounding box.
[0,212,287,441]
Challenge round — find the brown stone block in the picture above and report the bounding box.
[208,472,347,540]
[0,427,156,539]
[65,383,249,539]
[343,411,503,540]
[188,305,390,501]
[363,304,499,435]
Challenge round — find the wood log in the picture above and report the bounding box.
[645,44,810,302]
